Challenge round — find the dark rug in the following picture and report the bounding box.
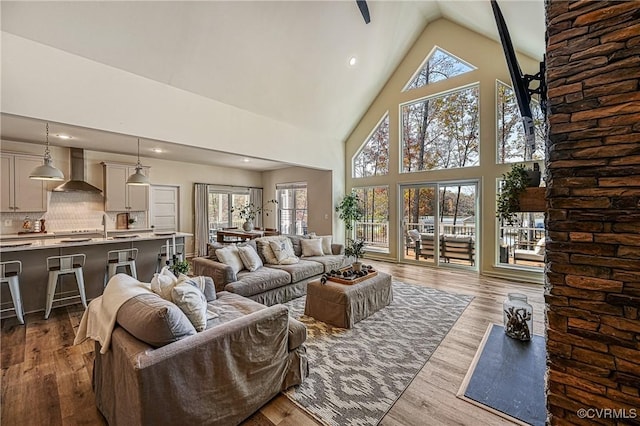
[283,281,473,426]
[458,323,546,426]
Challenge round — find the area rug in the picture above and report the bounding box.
[283,281,473,426]
[457,323,546,426]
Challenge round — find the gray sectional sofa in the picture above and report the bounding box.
[192,235,349,306]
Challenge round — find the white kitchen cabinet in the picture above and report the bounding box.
[1,153,47,213]
[102,162,149,212]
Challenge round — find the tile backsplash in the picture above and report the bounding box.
[1,192,147,234]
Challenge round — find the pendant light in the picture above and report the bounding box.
[126,138,150,186]
[29,123,65,181]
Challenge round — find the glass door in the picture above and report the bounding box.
[401,181,478,270]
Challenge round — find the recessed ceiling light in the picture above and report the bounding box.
[151,148,163,153]
[243,158,250,162]
[56,134,72,139]
[349,56,357,66]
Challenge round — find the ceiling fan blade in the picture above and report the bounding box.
[356,0,371,24]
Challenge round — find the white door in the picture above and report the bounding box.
[150,185,179,231]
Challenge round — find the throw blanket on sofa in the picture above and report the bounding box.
[74,273,151,354]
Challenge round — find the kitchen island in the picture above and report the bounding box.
[0,232,191,317]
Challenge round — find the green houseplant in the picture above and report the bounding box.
[335,191,364,239]
[232,199,277,231]
[497,163,539,226]
[170,260,190,277]
[344,238,366,271]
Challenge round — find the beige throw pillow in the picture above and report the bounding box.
[171,281,208,332]
[316,235,333,255]
[215,245,244,274]
[237,245,263,271]
[269,239,299,264]
[301,238,324,257]
[150,266,178,301]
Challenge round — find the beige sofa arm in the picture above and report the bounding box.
[192,257,235,291]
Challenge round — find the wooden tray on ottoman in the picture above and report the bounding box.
[327,270,377,285]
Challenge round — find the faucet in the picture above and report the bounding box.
[101,213,109,239]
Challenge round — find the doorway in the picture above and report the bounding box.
[149,185,180,231]
[401,181,478,270]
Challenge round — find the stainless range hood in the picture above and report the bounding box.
[53,148,103,193]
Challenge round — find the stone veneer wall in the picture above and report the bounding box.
[545,0,640,424]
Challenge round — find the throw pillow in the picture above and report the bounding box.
[215,245,244,274]
[269,239,298,264]
[172,281,208,332]
[301,238,324,257]
[207,242,224,261]
[237,245,263,271]
[117,293,196,348]
[534,237,546,255]
[316,235,333,255]
[177,274,216,302]
[150,266,178,301]
[255,236,288,264]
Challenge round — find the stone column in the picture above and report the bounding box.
[545,0,640,423]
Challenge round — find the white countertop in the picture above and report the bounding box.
[0,232,192,252]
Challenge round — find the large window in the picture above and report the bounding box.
[404,47,475,91]
[277,183,307,235]
[353,113,389,178]
[353,186,389,253]
[497,81,545,163]
[401,85,480,173]
[207,188,251,241]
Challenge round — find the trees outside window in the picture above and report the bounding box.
[277,183,307,235]
[497,81,545,163]
[353,114,389,178]
[402,85,480,173]
[404,47,475,91]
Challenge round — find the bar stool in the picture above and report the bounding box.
[45,254,87,319]
[0,261,25,324]
[105,248,138,286]
[156,243,185,272]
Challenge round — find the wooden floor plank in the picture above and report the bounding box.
[1,261,543,426]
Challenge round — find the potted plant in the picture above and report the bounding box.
[169,259,190,277]
[497,163,541,226]
[335,191,364,240]
[344,238,366,271]
[232,199,277,231]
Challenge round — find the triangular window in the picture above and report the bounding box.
[353,114,389,178]
[404,47,475,91]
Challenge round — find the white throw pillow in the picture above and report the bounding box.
[534,237,546,255]
[301,238,324,257]
[313,235,333,255]
[269,239,299,264]
[215,245,244,274]
[150,266,178,301]
[237,245,263,271]
[171,281,208,332]
[255,236,287,265]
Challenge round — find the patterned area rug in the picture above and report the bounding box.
[284,281,473,426]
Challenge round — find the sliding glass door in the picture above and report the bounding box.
[401,181,478,270]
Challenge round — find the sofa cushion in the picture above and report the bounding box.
[301,238,324,257]
[303,254,349,273]
[150,266,179,301]
[172,279,209,332]
[225,267,292,297]
[116,292,196,347]
[266,259,324,283]
[237,245,263,272]
[269,239,299,265]
[255,235,289,264]
[215,245,244,274]
[287,234,310,257]
[207,242,224,260]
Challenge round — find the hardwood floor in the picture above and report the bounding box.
[1,261,544,425]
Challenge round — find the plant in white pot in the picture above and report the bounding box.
[232,199,277,231]
[345,238,366,271]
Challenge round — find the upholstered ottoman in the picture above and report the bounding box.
[304,272,393,328]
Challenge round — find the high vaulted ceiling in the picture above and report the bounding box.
[1,1,545,170]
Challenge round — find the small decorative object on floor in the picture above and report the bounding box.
[503,292,532,340]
